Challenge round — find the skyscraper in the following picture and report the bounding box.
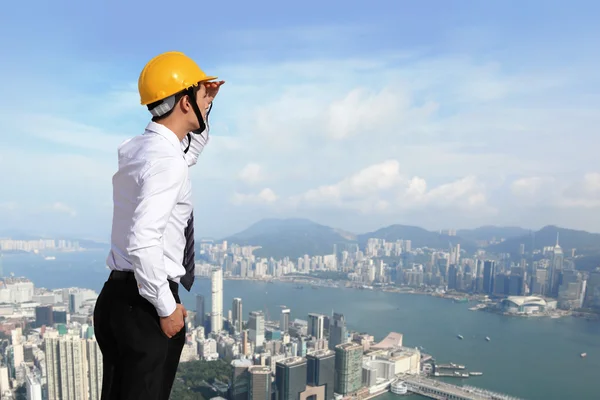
[230,358,253,400]
[550,234,564,297]
[280,307,290,333]
[275,357,307,400]
[334,343,362,395]
[86,338,103,400]
[249,311,265,349]
[308,313,325,340]
[211,267,223,333]
[307,349,335,399]
[195,294,205,328]
[483,260,496,295]
[329,312,347,349]
[248,366,271,400]
[232,298,243,334]
[45,335,94,400]
[584,269,600,310]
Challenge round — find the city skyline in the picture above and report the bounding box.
[0,243,597,399]
[1,1,600,239]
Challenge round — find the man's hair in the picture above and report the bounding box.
[148,88,195,122]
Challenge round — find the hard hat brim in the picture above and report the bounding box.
[199,76,218,83]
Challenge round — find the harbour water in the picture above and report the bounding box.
[3,250,600,399]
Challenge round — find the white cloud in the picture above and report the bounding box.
[286,160,494,216]
[510,173,600,210]
[231,188,278,206]
[238,163,264,185]
[2,46,599,236]
[7,114,129,153]
[47,202,77,217]
[511,177,555,199]
[327,88,406,139]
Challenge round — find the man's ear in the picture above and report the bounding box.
[179,94,192,113]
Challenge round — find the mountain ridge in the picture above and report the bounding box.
[222,218,598,259]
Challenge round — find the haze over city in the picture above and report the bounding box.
[1,1,600,240]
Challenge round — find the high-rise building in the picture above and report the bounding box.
[26,372,42,400]
[334,343,363,395]
[196,295,205,328]
[249,311,265,350]
[280,307,290,333]
[558,270,585,309]
[232,298,243,334]
[86,339,103,400]
[241,330,250,356]
[211,267,223,333]
[483,260,496,295]
[275,357,307,400]
[248,366,271,400]
[329,313,347,349]
[45,335,89,400]
[230,359,253,400]
[307,349,335,399]
[550,234,564,298]
[35,305,53,328]
[584,270,600,310]
[308,313,325,340]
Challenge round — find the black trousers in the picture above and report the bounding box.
[93,272,186,400]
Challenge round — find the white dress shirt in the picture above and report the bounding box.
[106,120,209,317]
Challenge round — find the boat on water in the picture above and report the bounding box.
[44,256,56,261]
[581,353,587,358]
[469,372,483,376]
[485,336,491,342]
[457,334,464,340]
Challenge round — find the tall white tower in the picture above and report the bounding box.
[211,267,223,333]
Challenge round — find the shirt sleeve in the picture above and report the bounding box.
[181,102,212,167]
[126,157,187,317]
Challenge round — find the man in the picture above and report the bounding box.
[93,51,224,400]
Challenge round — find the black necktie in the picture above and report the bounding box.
[181,212,195,291]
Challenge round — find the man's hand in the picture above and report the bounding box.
[205,80,225,103]
[160,304,187,338]
[201,80,225,120]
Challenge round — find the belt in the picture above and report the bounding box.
[109,270,179,296]
[109,270,136,281]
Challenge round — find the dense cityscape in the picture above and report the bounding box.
[0,229,597,400]
[193,234,599,318]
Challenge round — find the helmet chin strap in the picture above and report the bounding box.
[183,87,213,154]
[186,86,207,135]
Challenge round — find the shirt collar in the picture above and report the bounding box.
[144,121,182,153]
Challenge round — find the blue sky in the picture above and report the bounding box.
[1,0,600,240]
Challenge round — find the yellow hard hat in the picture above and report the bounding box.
[138,51,217,106]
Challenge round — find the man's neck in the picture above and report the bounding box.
[157,121,188,142]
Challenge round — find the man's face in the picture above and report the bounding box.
[196,83,210,117]
[181,83,209,130]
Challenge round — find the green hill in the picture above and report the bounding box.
[223,218,354,259]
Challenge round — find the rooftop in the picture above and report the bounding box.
[503,296,547,307]
[277,356,307,367]
[336,342,363,351]
[307,349,334,359]
[372,332,403,350]
[248,366,271,374]
[231,359,253,368]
